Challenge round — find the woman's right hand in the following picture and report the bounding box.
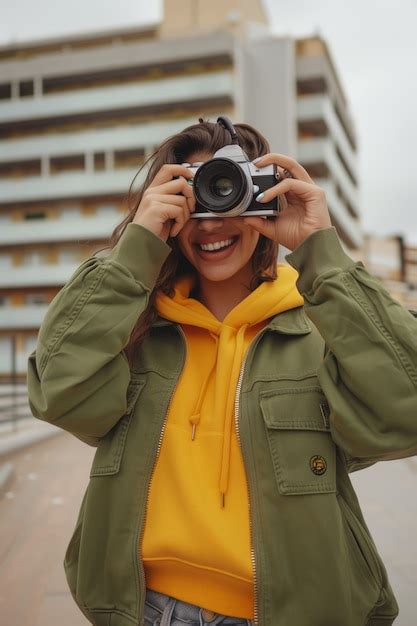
[132,164,195,242]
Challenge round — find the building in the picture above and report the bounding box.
[404,243,417,302]
[360,233,417,311]
[0,0,360,380]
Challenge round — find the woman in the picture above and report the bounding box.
[27,118,417,626]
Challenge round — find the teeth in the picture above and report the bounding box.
[200,238,234,251]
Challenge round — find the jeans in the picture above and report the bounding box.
[144,588,253,626]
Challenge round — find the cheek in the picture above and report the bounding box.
[176,228,194,263]
[244,231,260,257]
[235,219,260,256]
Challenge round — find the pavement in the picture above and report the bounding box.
[0,429,94,626]
[0,380,63,495]
[349,455,417,625]
[0,421,416,625]
[0,418,62,496]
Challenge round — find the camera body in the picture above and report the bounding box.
[181,144,282,218]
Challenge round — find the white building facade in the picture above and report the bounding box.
[0,0,361,378]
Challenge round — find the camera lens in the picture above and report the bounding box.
[210,176,234,197]
[193,158,248,215]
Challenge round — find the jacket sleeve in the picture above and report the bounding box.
[285,226,417,471]
[26,223,171,445]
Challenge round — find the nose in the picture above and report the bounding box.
[196,217,224,231]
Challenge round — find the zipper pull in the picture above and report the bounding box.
[189,414,200,440]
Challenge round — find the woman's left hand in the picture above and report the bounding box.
[243,153,332,251]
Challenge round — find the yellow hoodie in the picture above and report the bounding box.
[141,264,304,618]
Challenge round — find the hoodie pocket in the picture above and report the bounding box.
[260,385,336,495]
[90,379,145,477]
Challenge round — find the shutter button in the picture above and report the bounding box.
[201,608,216,621]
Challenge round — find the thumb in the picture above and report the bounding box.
[243,216,275,238]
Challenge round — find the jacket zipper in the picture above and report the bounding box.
[136,323,266,625]
[234,328,268,626]
[136,324,187,625]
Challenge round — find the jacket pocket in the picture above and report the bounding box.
[337,493,384,590]
[260,385,336,495]
[63,485,89,597]
[90,379,145,477]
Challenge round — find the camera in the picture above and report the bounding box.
[180,143,282,219]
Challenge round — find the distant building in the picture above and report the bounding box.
[359,233,417,311]
[0,0,360,379]
[402,242,417,310]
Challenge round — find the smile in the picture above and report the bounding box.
[194,235,239,260]
[199,237,236,251]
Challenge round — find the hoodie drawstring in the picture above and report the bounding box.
[218,324,248,508]
[154,267,304,510]
[189,332,219,440]
[188,324,248,508]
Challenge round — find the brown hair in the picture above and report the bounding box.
[95,117,279,369]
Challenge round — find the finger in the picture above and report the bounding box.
[243,216,277,240]
[170,203,190,237]
[276,186,289,211]
[164,178,196,213]
[256,177,320,204]
[146,177,195,206]
[170,221,187,238]
[151,193,192,212]
[276,165,303,187]
[155,202,187,238]
[148,177,193,195]
[253,153,315,184]
[144,178,194,197]
[148,164,194,188]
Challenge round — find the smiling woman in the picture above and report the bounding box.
[28,115,417,626]
[103,118,281,349]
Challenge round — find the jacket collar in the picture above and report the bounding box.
[266,306,312,334]
[153,305,312,335]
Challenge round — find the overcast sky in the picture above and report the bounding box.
[2,0,417,241]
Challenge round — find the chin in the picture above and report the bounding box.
[198,266,239,282]
[193,258,252,283]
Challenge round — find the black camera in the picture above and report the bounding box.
[174,115,282,218]
[182,142,282,219]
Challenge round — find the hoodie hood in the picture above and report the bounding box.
[155,264,304,506]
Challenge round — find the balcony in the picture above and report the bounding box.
[297,136,359,216]
[0,305,48,330]
[0,71,233,125]
[0,260,93,289]
[0,114,225,163]
[297,94,357,180]
[0,213,124,246]
[0,167,140,204]
[314,176,362,249]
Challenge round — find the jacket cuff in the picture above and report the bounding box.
[285,227,357,294]
[107,222,172,288]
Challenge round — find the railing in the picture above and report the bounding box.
[0,382,33,434]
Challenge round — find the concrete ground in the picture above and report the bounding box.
[349,456,417,625]
[0,431,94,626]
[0,430,416,626]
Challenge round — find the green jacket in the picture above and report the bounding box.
[27,223,417,626]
